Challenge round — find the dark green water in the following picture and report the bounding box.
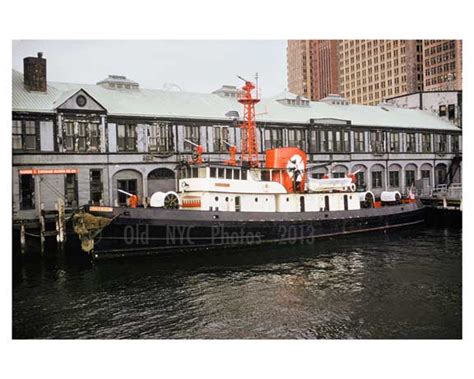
[12,226,462,339]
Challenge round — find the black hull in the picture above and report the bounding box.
[83,201,426,260]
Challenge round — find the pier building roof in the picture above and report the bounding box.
[12,70,460,132]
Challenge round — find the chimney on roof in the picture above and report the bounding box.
[23,52,47,92]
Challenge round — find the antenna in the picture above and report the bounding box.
[255,72,259,97]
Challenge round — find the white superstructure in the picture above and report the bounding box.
[150,163,362,213]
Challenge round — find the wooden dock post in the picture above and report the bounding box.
[20,223,26,255]
[39,203,45,255]
[55,198,66,252]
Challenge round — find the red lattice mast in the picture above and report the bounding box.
[238,78,260,167]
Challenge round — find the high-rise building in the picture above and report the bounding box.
[286,40,313,99]
[287,39,463,105]
[311,40,340,100]
[287,40,339,101]
[338,40,424,105]
[423,40,462,91]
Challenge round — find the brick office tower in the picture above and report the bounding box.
[338,40,424,105]
[311,40,340,100]
[423,40,462,91]
[287,40,313,99]
[23,52,47,92]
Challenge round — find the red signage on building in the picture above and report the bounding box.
[19,168,79,175]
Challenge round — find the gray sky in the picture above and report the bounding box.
[12,40,288,97]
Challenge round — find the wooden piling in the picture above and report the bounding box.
[20,223,26,255]
[56,198,66,252]
[39,203,45,255]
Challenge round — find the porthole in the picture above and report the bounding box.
[286,197,289,202]
[225,197,229,202]
[266,198,269,202]
[215,196,219,202]
[255,197,258,202]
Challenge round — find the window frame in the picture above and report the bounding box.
[117,123,137,152]
[213,126,229,153]
[64,120,101,152]
[390,132,400,153]
[389,170,400,187]
[12,119,39,151]
[435,134,447,153]
[406,133,417,153]
[405,170,416,188]
[19,173,35,210]
[371,170,383,188]
[451,134,460,153]
[354,131,365,152]
[149,123,174,153]
[64,173,79,208]
[370,130,386,154]
[264,128,283,150]
[89,169,103,204]
[421,133,431,153]
[183,125,200,152]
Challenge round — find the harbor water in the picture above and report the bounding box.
[12,225,462,339]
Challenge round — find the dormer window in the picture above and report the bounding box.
[212,85,244,98]
[275,91,310,107]
[320,94,350,105]
[96,75,139,90]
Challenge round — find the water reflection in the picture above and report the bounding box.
[13,226,462,339]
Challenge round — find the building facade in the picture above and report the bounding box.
[386,90,462,128]
[289,39,462,106]
[311,40,340,100]
[339,40,424,105]
[13,54,462,225]
[287,40,339,101]
[423,40,462,91]
[286,40,313,99]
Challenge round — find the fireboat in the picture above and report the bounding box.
[73,78,425,260]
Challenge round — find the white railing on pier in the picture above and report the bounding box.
[431,183,462,200]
